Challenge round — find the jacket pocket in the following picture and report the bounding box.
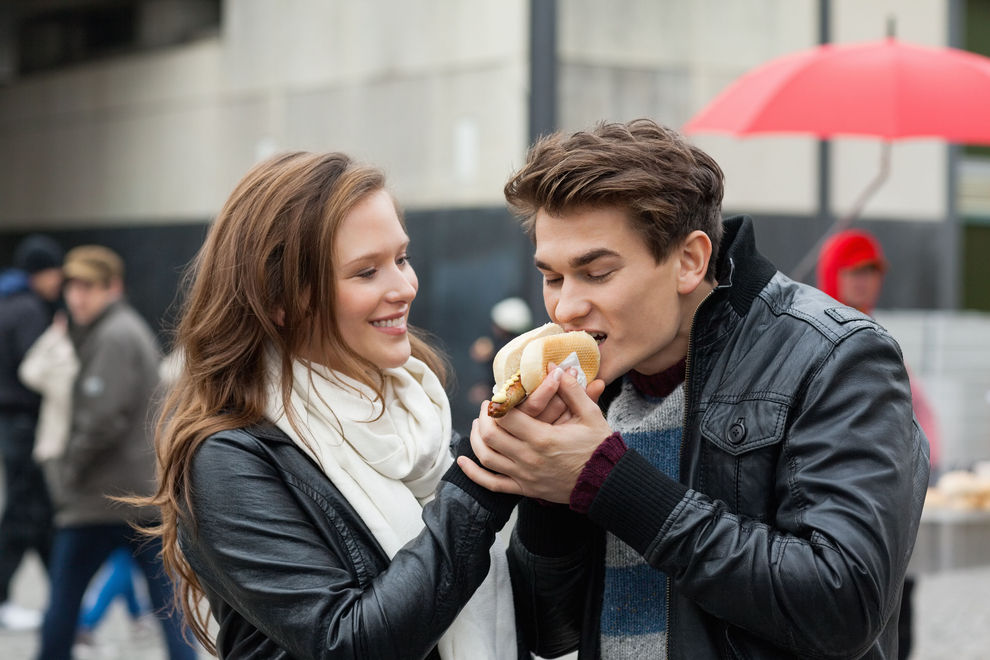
[698,397,789,519]
[700,397,787,456]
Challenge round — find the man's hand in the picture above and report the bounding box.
[457,367,611,503]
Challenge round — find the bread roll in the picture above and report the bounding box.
[488,323,600,417]
[518,331,600,394]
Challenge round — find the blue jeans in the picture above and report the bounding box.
[79,547,147,629]
[38,524,197,660]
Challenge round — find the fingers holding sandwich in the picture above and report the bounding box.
[457,402,527,495]
[463,369,613,502]
[487,322,600,418]
[516,362,607,425]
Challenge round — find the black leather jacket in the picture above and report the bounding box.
[179,423,522,659]
[507,216,930,659]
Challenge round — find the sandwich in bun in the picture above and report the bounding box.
[488,322,600,418]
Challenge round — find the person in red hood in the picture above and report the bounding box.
[817,228,938,660]
[816,229,887,314]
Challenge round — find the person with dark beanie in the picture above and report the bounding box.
[0,234,63,629]
[460,119,930,659]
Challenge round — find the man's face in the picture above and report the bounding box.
[837,263,884,314]
[533,207,693,384]
[64,278,118,327]
[30,267,63,302]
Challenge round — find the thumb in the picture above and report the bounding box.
[556,369,599,417]
[586,378,606,404]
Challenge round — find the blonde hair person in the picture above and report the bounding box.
[141,152,521,658]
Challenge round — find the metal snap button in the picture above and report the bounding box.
[728,418,747,444]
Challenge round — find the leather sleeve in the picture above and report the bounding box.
[591,326,930,659]
[180,431,512,660]
[506,499,599,658]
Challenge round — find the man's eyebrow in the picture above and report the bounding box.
[534,248,620,271]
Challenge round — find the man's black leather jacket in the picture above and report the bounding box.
[507,216,930,659]
[179,424,521,659]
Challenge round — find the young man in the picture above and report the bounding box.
[38,245,197,660]
[459,119,929,659]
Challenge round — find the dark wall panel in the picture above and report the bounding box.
[2,222,209,339]
[1,209,950,433]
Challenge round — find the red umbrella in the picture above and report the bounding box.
[683,34,990,279]
[683,37,990,144]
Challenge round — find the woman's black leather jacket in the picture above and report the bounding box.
[179,424,521,659]
[507,216,930,659]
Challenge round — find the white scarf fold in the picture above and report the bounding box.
[264,354,516,659]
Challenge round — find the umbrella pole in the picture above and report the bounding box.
[790,140,892,282]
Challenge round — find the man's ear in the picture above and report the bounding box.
[677,230,712,295]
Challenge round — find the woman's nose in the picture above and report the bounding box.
[385,266,418,302]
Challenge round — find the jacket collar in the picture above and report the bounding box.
[246,420,292,443]
[712,215,778,318]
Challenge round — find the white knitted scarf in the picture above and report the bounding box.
[264,354,516,659]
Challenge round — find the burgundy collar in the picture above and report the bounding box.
[627,358,687,398]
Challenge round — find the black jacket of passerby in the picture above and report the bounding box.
[0,289,54,413]
[178,424,525,659]
[507,216,930,659]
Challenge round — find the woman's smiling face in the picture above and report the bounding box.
[330,189,419,370]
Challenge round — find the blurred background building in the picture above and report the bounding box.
[1,0,989,436]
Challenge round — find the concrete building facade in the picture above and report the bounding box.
[1,0,988,428]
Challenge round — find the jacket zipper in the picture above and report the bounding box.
[666,286,716,659]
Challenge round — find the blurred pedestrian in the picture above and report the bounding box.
[468,296,534,404]
[817,228,940,660]
[36,245,197,660]
[0,234,62,631]
[20,320,149,651]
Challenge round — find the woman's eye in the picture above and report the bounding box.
[397,254,410,267]
[357,268,377,279]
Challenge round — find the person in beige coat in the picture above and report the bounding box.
[19,311,78,468]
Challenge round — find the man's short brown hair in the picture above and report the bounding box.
[504,118,724,281]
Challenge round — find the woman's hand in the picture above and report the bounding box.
[457,367,610,503]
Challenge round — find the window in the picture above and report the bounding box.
[10,0,220,77]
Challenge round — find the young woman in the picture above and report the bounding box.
[145,152,520,659]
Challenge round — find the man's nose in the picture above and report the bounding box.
[552,284,591,323]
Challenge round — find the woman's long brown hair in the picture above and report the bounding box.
[136,152,448,654]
